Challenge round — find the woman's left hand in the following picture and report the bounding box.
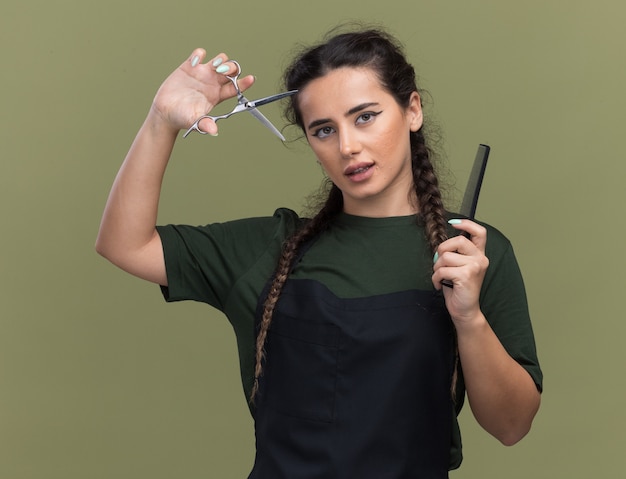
[432,219,489,325]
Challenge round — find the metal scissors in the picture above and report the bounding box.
[183,60,298,140]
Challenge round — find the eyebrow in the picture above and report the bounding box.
[306,102,380,131]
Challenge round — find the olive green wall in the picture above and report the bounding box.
[1,1,624,477]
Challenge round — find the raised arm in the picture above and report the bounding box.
[95,49,255,285]
[432,219,541,446]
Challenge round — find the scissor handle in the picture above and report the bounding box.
[183,117,213,138]
[182,108,242,138]
[225,60,243,97]
[183,101,250,138]
[182,60,246,138]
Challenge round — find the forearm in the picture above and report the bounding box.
[95,110,177,280]
[456,313,541,446]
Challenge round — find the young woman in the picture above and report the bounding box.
[96,28,542,478]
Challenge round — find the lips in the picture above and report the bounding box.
[344,162,374,176]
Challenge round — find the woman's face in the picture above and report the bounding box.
[298,67,423,217]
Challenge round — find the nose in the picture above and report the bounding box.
[338,128,362,158]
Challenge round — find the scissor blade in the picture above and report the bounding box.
[246,106,285,141]
[247,90,298,108]
[239,96,285,141]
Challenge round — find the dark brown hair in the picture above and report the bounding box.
[250,28,449,401]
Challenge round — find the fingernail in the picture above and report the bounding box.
[448,219,463,225]
[209,132,219,137]
[433,252,439,264]
[212,57,224,67]
[216,65,229,74]
[191,55,200,67]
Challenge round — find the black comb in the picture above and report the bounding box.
[441,144,490,288]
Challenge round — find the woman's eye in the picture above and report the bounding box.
[313,126,334,139]
[356,111,381,125]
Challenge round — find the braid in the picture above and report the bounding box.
[411,130,448,252]
[249,184,343,402]
[410,129,461,399]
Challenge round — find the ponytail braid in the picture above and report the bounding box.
[410,128,461,399]
[250,184,343,402]
[410,129,448,252]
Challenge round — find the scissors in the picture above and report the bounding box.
[183,60,298,140]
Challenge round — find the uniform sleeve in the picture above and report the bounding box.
[480,227,543,392]
[155,208,301,311]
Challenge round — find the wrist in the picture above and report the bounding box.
[145,106,181,140]
[452,310,488,336]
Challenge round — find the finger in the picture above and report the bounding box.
[448,219,487,250]
[210,52,229,67]
[214,61,257,97]
[237,74,256,93]
[187,48,207,69]
[196,117,218,137]
[436,234,476,258]
[432,268,453,290]
[432,264,470,290]
[215,59,239,76]
[433,247,489,280]
[435,250,468,269]
[432,264,478,290]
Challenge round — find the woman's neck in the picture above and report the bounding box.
[342,192,419,218]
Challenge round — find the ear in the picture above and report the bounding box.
[407,91,423,132]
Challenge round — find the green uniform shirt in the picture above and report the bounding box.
[157,208,542,469]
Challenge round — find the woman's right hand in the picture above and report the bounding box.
[96,49,255,283]
[149,49,256,136]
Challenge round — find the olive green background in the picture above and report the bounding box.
[1,1,624,477]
